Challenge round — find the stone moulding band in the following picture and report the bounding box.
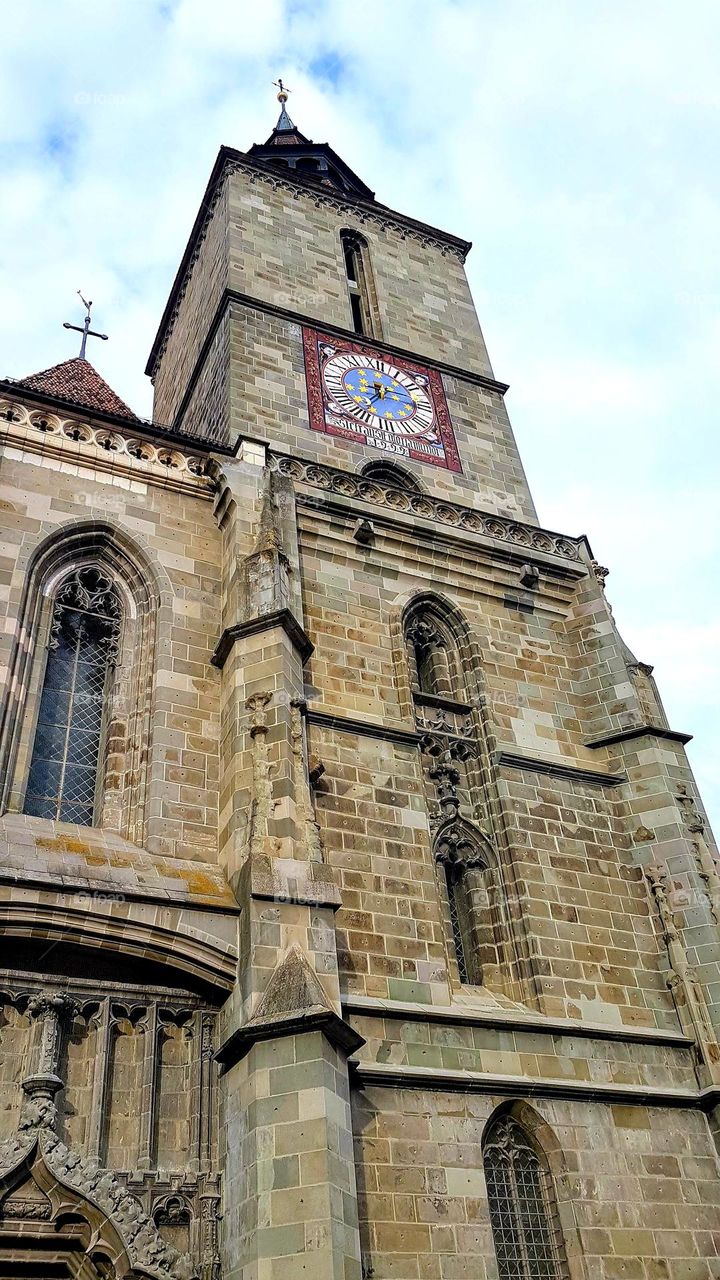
[586,725,693,749]
[307,708,420,746]
[215,1009,365,1071]
[0,870,243,915]
[307,712,635,784]
[341,994,692,1047]
[170,287,512,439]
[0,395,214,492]
[269,452,585,564]
[496,749,626,787]
[227,288,509,393]
[351,1060,716,1110]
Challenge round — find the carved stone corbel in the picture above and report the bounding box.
[677,785,720,923]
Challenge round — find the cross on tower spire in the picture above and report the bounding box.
[63,291,109,360]
[272,77,296,133]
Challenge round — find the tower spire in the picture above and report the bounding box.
[272,78,296,133]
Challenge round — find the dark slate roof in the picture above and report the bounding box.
[16,357,137,419]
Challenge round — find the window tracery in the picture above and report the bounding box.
[402,596,509,990]
[24,567,122,825]
[434,821,498,986]
[405,615,458,699]
[483,1115,569,1280]
[360,461,420,492]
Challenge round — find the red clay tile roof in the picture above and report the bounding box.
[17,357,137,419]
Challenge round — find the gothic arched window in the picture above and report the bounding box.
[442,859,474,984]
[434,823,501,986]
[405,615,458,699]
[484,1115,569,1280]
[23,566,122,826]
[340,229,380,338]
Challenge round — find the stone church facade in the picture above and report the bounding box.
[0,96,719,1280]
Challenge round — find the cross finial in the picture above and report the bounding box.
[271,78,296,134]
[62,290,109,360]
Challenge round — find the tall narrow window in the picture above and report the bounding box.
[444,861,472,983]
[435,831,496,987]
[24,566,121,825]
[484,1115,569,1280]
[405,616,455,699]
[340,229,378,338]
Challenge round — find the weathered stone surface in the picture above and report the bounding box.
[0,112,718,1280]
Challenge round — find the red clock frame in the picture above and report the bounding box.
[302,327,462,474]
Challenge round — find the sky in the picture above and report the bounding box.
[1,0,718,830]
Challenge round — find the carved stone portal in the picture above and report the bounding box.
[0,1125,194,1280]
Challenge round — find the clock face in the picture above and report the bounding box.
[303,329,462,472]
[322,353,435,437]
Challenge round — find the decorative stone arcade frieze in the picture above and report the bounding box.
[268,451,585,562]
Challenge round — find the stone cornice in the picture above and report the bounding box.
[496,749,626,787]
[0,869,242,915]
[270,452,587,566]
[586,725,693,749]
[0,389,226,471]
[146,145,472,377]
[215,1009,365,1071]
[232,289,507,393]
[211,609,314,669]
[233,150,472,255]
[307,708,420,747]
[342,994,691,1047]
[350,1060,708,1110]
[170,288,509,437]
[0,399,214,497]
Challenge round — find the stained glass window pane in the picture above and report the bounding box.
[484,1118,568,1280]
[24,567,121,826]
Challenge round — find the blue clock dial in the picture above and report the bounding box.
[341,366,417,422]
[322,352,435,437]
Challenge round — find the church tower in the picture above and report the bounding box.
[1,87,720,1280]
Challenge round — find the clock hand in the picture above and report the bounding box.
[372,380,386,401]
